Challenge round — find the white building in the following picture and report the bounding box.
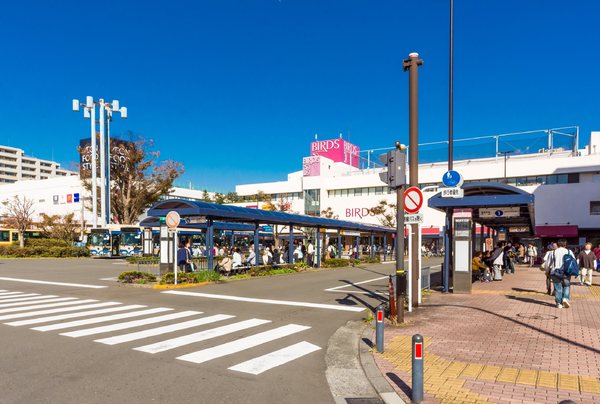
[235,129,600,244]
[0,175,218,227]
[0,145,76,184]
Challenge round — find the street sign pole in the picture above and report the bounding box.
[396,184,406,324]
[173,230,178,285]
[404,52,423,309]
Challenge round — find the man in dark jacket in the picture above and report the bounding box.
[578,242,596,286]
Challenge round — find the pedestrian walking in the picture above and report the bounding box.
[487,242,504,281]
[541,243,557,295]
[527,243,536,267]
[548,239,579,309]
[307,240,315,266]
[578,242,596,286]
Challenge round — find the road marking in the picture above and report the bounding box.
[134,318,271,354]
[6,304,136,326]
[177,324,311,364]
[60,311,202,338]
[0,301,117,321]
[228,341,321,375]
[0,292,30,298]
[0,277,107,289]
[32,307,172,332]
[0,297,83,313]
[162,291,365,313]
[324,276,388,292]
[95,314,235,346]
[99,277,118,281]
[0,294,44,302]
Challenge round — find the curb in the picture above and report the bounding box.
[359,322,406,404]
[152,282,209,290]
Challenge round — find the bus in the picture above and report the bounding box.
[87,226,143,257]
[0,228,46,246]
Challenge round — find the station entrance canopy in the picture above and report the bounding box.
[147,199,395,234]
[428,183,535,234]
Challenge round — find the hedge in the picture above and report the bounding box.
[160,271,221,285]
[118,271,157,284]
[25,238,71,248]
[0,245,90,258]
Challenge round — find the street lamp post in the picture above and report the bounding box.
[72,97,127,228]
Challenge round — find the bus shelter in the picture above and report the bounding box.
[428,183,535,293]
[147,199,395,270]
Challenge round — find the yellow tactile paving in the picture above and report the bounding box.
[380,334,600,402]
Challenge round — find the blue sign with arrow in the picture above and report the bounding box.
[442,170,463,187]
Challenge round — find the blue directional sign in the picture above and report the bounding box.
[442,170,463,187]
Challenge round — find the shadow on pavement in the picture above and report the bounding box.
[427,303,600,355]
[506,295,556,307]
[385,372,412,397]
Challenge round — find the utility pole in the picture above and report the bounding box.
[404,52,423,309]
[379,145,407,323]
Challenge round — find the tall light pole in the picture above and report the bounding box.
[72,97,127,228]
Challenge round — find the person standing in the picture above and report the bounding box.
[549,239,576,309]
[307,240,315,267]
[578,242,596,286]
[526,243,535,267]
[488,242,504,281]
[517,243,525,264]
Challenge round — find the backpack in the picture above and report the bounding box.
[563,254,579,277]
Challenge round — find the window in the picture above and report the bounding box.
[591,202,600,216]
[354,188,362,196]
[375,187,384,195]
[557,174,568,184]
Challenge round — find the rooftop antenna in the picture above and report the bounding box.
[339,132,343,139]
[314,133,318,140]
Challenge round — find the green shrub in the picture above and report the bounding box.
[160,270,221,285]
[0,245,89,258]
[25,238,70,248]
[321,258,351,268]
[118,271,157,284]
[359,256,381,264]
[126,256,159,263]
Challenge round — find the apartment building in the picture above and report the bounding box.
[0,145,76,184]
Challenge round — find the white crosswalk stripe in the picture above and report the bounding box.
[0,295,60,305]
[5,304,140,326]
[228,341,321,375]
[0,297,76,309]
[0,292,29,298]
[176,324,310,364]
[32,307,173,332]
[95,314,235,346]
[0,289,321,375]
[0,294,42,301]
[60,311,202,338]
[134,318,271,354]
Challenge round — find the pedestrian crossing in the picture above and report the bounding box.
[0,290,321,375]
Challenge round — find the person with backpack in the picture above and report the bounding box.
[549,239,579,309]
[541,243,557,295]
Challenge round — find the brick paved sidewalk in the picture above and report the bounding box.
[372,265,600,404]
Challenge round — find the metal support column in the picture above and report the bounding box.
[370,233,375,258]
[207,218,214,271]
[443,210,451,293]
[288,225,294,264]
[383,234,387,261]
[355,236,360,259]
[254,223,260,266]
[480,224,485,252]
[316,227,321,268]
[337,230,342,259]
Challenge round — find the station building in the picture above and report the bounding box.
[234,129,600,247]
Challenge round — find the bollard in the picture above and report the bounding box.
[412,334,424,403]
[375,304,385,353]
[388,275,396,320]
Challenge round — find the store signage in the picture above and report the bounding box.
[441,187,464,198]
[302,156,321,177]
[53,195,59,205]
[479,207,520,218]
[66,194,73,203]
[345,208,375,219]
[405,213,423,224]
[79,138,133,177]
[509,226,529,233]
[310,139,360,168]
[73,193,80,203]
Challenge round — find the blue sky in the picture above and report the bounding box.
[0,0,598,191]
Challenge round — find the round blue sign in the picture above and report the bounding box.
[442,170,463,187]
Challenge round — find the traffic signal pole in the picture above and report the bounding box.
[404,52,423,309]
[396,181,406,323]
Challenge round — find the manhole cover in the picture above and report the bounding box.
[516,313,558,320]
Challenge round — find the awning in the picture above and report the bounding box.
[535,225,578,238]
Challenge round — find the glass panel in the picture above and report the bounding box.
[557,174,568,184]
[354,188,362,196]
[375,187,384,195]
[591,202,600,215]
[546,175,557,184]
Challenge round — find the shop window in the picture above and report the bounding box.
[591,202,600,216]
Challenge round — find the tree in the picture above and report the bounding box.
[82,137,184,225]
[320,207,335,219]
[201,190,212,202]
[213,193,226,204]
[39,213,79,243]
[369,200,397,227]
[1,196,35,247]
[224,192,240,203]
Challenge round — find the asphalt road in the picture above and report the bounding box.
[0,257,442,404]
